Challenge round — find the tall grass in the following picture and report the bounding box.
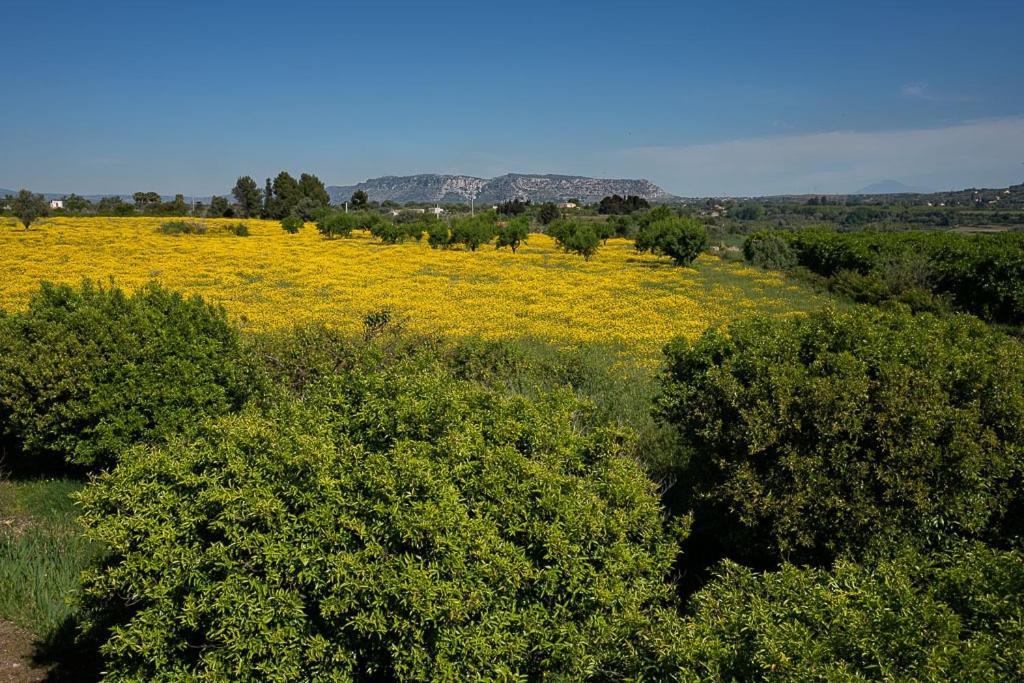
[0,479,100,637]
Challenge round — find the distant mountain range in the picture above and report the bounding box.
[326,173,676,205]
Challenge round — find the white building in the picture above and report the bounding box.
[49,199,64,210]
[557,201,578,209]
[428,206,444,216]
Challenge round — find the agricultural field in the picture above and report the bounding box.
[0,216,822,357]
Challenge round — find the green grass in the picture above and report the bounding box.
[0,478,100,638]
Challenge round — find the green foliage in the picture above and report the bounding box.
[635,216,708,266]
[10,189,47,230]
[0,281,252,472]
[298,173,330,207]
[495,216,529,253]
[496,198,528,216]
[369,218,424,244]
[659,305,1024,567]
[281,214,303,234]
[742,231,797,269]
[450,213,496,251]
[672,543,1024,681]
[271,172,302,219]
[427,221,451,249]
[227,222,250,237]
[75,360,684,680]
[160,220,208,235]
[315,209,356,238]
[537,202,560,225]
[206,195,233,218]
[548,219,600,260]
[231,176,262,218]
[349,189,369,210]
[597,194,649,215]
[0,479,99,636]
[745,229,1024,324]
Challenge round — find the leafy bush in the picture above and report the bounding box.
[449,213,496,251]
[160,220,208,235]
[494,216,529,253]
[370,219,423,244]
[0,281,252,472]
[659,305,1024,568]
[315,210,356,238]
[744,229,1024,324]
[742,231,797,269]
[548,219,600,260]
[226,222,250,237]
[75,361,684,680]
[635,217,708,266]
[280,214,302,234]
[671,543,1024,681]
[427,221,451,248]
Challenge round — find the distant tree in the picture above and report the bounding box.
[316,210,357,239]
[10,189,47,230]
[62,194,92,214]
[232,176,263,218]
[281,214,303,234]
[597,194,649,215]
[610,215,634,238]
[298,173,330,207]
[548,219,600,260]
[207,195,233,218]
[635,216,708,266]
[596,221,614,244]
[350,190,369,210]
[97,196,133,215]
[495,217,529,253]
[497,198,529,216]
[538,203,560,225]
[272,172,302,219]
[262,178,275,218]
[427,222,450,249]
[732,203,764,220]
[450,214,496,251]
[164,194,188,216]
[293,197,326,222]
[133,191,161,211]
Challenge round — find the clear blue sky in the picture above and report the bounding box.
[3,0,1023,196]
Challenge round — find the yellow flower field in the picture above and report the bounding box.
[0,216,822,356]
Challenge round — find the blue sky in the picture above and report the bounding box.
[2,0,1022,196]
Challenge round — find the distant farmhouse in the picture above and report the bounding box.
[49,199,64,210]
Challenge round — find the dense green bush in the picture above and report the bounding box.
[0,281,251,472]
[659,305,1024,568]
[281,214,302,233]
[635,216,708,266]
[449,213,496,251]
[494,216,529,252]
[315,210,356,238]
[744,229,1024,323]
[671,543,1024,681]
[548,219,600,260]
[742,231,797,269]
[75,360,684,680]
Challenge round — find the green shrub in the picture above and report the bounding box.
[427,221,451,248]
[744,229,1024,324]
[281,214,302,234]
[659,305,1024,568]
[742,231,797,269]
[75,364,684,680]
[672,543,1024,681]
[159,220,207,235]
[548,219,600,260]
[449,213,496,251]
[0,281,252,472]
[635,216,708,266]
[494,216,529,253]
[227,222,250,237]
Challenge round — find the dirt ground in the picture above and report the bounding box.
[0,621,49,683]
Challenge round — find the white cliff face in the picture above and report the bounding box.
[328,173,675,204]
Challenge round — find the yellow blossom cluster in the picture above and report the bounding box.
[0,216,823,356]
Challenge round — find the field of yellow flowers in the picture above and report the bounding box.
[0,216,823,355]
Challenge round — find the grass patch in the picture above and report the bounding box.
[0,478,100,638]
